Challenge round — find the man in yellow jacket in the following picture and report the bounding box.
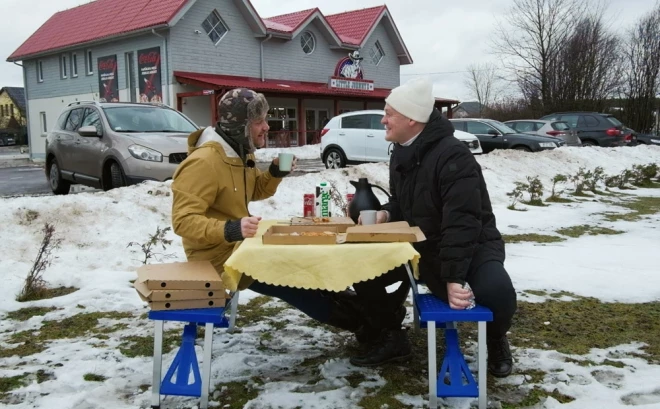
[171,88,364,337]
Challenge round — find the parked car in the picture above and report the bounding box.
[320,110,482,169]
[538,112,633,147]
[449,118,565,153]
[45,101,199,195]
[504,119,582,147]
[633,131,660,146]
[0,131,16,146]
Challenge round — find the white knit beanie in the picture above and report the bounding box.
[385,77,435,123]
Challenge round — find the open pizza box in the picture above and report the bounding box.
[344,221,426,243]
[262,225,340,245]
[289,217,355,233]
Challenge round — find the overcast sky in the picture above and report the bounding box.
[0,0,653,101]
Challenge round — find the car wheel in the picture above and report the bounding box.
[48,157,71,195]
[582,140,597,147]
[513,146,532,152]
[108,161,127,189]
[324,148,346,169]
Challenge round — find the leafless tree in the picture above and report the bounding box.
[492,0,586,110]
[547,8,623,112]
[463,63,500,116]
[620,2,660,133]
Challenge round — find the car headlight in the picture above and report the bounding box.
[128,144,163,162]
[539,142,556,148]
[651,139,660,144]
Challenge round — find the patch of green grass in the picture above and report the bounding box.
[139,384,150,393]
[83,373,106,382]
[545,196,574,203]
[634,181,660,189]
[501,387,575,408]
[36,370,53,384]
[237,296,287,327]
[0,374,29,394]
[571,191,594,198]
[3,312,133,358]
[556,225,625,238]
[601,196,660,222]
[510,299,660,363]
[524,290,547,297]
[118,330,180,358]
[502,234,566,244]
[523,199,549,207]
[212,381,259,409]
[507,205,528,212]
[520,369,547,384]
[5,307,57,321]
[18,286,79,302]
[344,372,367,388]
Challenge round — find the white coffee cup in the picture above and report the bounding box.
[360,210,378,225]
[278,153,294,171]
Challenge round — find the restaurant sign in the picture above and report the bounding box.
[330,50,374,91]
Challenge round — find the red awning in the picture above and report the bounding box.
[174,71,393,99]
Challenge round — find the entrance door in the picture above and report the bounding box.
[305,109,329,144]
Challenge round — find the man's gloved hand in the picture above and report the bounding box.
[447,282,474,310]
[357,210,389,225]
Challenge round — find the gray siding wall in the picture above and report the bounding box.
[263,20,401,89]
[169,0,261,78]
[23,34,166,100]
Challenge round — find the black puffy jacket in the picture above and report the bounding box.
[382,109,505,294]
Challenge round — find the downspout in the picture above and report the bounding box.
[260,34,272,82]
[14,61,32,157]
[151,28,170,106]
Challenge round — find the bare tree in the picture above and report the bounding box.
[621,2,660,133]
[492,0,586,110]
[547,8,623,112]
[463,63,500,116]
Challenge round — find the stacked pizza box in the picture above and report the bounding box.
[133,261,228,311]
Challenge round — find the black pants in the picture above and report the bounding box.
[426,260,517,338]
[248,280,334,323]
[352,265,411,330]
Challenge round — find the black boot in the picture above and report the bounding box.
[324,289,364,333]
[349,328,412,367]
[487,335,513,377]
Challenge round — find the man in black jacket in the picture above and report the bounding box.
[352,77,517,377]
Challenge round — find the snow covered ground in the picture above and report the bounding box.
[1,145,659,408]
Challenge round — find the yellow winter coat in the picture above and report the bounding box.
[171,126,282,284]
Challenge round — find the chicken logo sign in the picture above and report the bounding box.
[329,51,374,92]
[335,51,364,79]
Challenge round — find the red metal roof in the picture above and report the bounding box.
[174,71,393,99]
[263,8,317,34]
[326,6,386,45]
[8,0,187,61]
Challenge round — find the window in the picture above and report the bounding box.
[201,10,229,45]
[369,41,385,65]
[40,112,47,133]
[56,111,69,130]
[81,109,102,134]
[61,54,68,79]
[72,53,78,77]
[559,115,580,128]
[584,115,600,127]
[466,121,495,135]
[64,108,84,132]
[513,122,535,132]
[102,106,197,133]
[533,122,545,131]
[86,50,93,75]
[451,120,466,131]
[552,121,571,131]
[605,116,623,127]
[300,31,315,54]
[341,115,369,129]
[368,114,385,130]
[37,60,44,82]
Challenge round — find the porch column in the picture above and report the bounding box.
[333,99,339,117]
[210,92,217,125]
[298,97,305,146]
[363,101,368,110]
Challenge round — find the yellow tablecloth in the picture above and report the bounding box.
[222,220,420,292]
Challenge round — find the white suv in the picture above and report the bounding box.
[320,110,482,169]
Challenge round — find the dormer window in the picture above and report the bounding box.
[300,31,315,55]
[202,10,229,45]
[370,41,385,66]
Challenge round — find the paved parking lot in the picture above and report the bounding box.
[0,159,326,197]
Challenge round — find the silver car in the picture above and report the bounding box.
[45,101,198,195]
[504,119,582,146]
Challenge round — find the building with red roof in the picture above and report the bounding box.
[7,0,458,159]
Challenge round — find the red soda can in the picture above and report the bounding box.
[303,193,315,217]
[346,193,355,204]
